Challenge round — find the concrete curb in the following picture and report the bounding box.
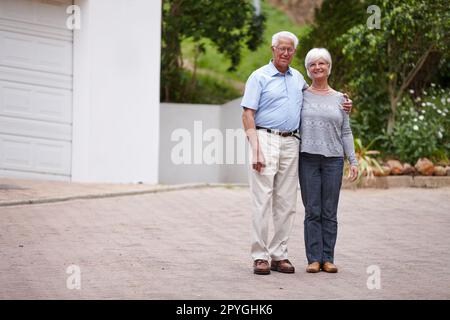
[0,183,248,207]
[1,177,449,208]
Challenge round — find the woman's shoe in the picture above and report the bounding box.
[322,261,338,273]
[306,262,321,273]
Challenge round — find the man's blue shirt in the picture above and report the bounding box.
[241,61,307,132]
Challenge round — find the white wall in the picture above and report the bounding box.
[220,98,250,184]
[72,0,161,183]
[159,99,249,184]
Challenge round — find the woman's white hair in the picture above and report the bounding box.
[304,48,332,78]
[272,31,299,49]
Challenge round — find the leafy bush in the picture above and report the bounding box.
[347,137,384,181]
[384,86,450,163]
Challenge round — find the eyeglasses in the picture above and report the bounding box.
[274,46,295,54]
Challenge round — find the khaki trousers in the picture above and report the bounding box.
[249,130,299,261]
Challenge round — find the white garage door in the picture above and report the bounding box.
[0,0,73,180]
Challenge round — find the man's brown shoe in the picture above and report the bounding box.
[270,259,295,273]
[253,259,270,275]
[306,262,321,273]
[322,262,338,273]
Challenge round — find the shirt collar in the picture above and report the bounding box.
[268,60,292,76]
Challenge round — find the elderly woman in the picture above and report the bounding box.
[299,48,358,273]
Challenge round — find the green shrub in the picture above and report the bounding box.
[351,137,384,181]
[384,86,450,163]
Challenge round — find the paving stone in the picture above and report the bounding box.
[0,185,449,299]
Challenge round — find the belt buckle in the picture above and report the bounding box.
[264,128,293,137]
[270,128,281,135]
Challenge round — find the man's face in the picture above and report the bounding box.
[271,37,296,71]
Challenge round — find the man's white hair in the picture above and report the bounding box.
[304,48,332,78]
[272,31,299,49]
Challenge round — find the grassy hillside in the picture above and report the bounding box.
[181,0,311,97]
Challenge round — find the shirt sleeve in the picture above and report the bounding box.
[299,73,309,91]
[241,71,262,110]
[302,82,309,91]
[340,95,358,166]
[341,113,357,166]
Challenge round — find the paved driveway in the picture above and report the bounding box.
[0,187,449,299]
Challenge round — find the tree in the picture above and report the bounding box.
[296,0,367,88]
[161,0,265,102]
[339,0,450,134]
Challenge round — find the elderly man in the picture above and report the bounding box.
[241,31,351,275]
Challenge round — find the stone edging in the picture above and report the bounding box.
[342,176,450,189]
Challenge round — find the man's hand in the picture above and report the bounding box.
[252,148,266,173]
[243,108,266,173]
[342,93,352,114]
[348,165,358,182]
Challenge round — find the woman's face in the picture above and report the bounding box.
[308,58,330,80]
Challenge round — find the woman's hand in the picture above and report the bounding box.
[348,165,358,182]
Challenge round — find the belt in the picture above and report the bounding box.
[256,126,300,138]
